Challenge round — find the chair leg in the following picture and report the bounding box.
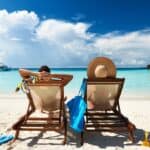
[128,122,136,142]
[63,117,67,145]
[80,132,84,146]
[12,115,26,142]
[12,112,32,130]
[12,129,20,143]
[12,113,32,142]
[15,130,20,139]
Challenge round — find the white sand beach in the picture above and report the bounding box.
[0,93,150,150]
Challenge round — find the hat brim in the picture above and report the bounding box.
[87,57,116,79]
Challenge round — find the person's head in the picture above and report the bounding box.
[38,65,50,73]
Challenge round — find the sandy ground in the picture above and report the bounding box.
[0,93,150,150]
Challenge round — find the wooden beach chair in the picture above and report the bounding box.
[80,57,136,145]
[12,77,70,144]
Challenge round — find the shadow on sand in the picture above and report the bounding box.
[68,127,145,148]
[6,127,145,149]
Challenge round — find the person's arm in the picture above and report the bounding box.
[50,74,73,85]
[19,69,39,79]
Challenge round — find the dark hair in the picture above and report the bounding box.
[38,65,50,73]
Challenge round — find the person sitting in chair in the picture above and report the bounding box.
[19,65,73,85]
[18,65,73,113]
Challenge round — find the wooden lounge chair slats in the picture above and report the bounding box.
[81,78,136,145]
[12,80,67,144]
[19,127,62,131]
[28,117,60,121]
[85,128,128,132]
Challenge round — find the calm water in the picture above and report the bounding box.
[0,68,150,95]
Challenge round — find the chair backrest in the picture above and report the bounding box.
[26,81,64,112]
[85,78,124,111]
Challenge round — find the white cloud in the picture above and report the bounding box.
[0,10,39,38]
[94,30,150,67]
[36,19,92,43]
[0,9,150,68]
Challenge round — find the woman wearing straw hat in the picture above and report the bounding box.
[87,57,116,109]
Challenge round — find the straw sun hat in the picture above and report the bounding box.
[87,57,116,79]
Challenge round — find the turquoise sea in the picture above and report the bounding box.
[0,68,150,95]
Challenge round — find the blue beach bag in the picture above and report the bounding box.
[66,79,87,132]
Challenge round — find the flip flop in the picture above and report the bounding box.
[0,134,14,145]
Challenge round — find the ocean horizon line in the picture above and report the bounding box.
[3,66,149,72]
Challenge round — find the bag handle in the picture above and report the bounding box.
[78,78,86,98]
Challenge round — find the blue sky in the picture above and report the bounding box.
[0,0,150,67]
